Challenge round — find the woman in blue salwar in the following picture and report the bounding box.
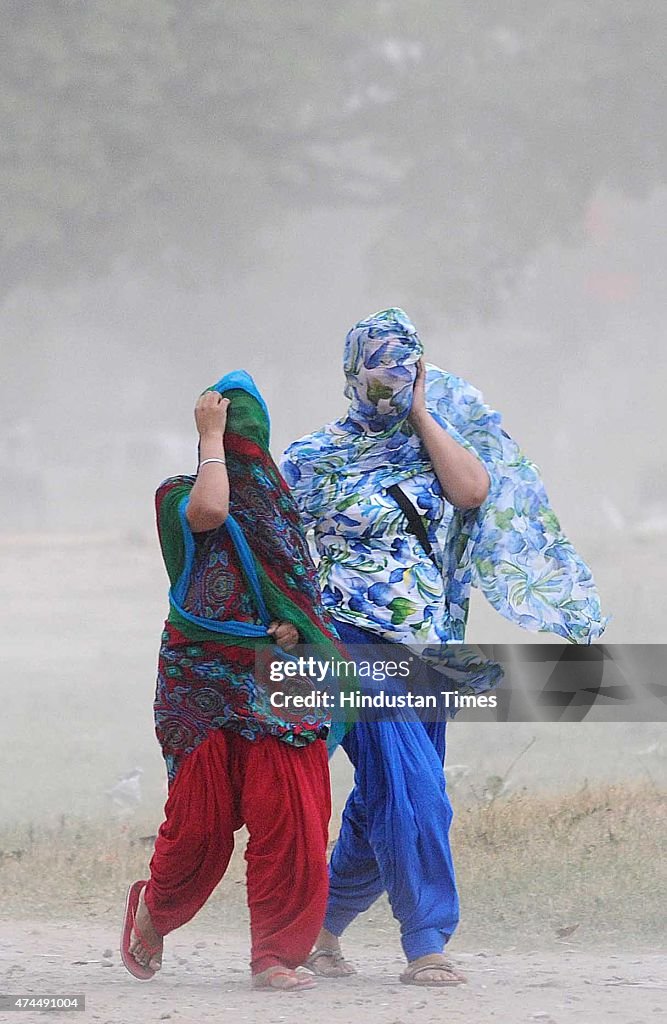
[281,308,607,987]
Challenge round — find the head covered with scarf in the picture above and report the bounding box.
[343,307,423,433]
[281,310,608,643]
[154,370,357,773]
[158,370,355,647]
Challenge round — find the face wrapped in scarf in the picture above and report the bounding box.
[282,312,608,646]
[343,308,425,434]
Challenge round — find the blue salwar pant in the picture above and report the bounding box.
[324,621,460,961]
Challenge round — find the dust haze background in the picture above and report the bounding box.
[1,3,666,828]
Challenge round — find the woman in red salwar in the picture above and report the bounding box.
[120,371,347,992]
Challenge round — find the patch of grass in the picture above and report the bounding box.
[0,816,249,925]
[2,784,665,948]
[451,782,666,946]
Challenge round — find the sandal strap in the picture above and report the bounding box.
[404,956,462,980]
[411,963,458,979]
[131,907,163,957]
[307,948,343,963]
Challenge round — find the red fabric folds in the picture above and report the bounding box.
[144,729,330,973]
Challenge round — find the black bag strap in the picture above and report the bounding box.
[386,483,438,567]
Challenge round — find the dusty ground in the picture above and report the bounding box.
[2,784,665,1024]
[2,918,666,1024]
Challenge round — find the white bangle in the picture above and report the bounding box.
[198,457,226,470]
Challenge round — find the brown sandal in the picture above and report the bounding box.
[400,954,467,987]
[305,948,357,977]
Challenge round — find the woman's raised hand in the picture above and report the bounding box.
[195,391,230,438]
[408,359,428,427]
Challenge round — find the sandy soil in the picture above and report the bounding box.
[2,918,665,1024]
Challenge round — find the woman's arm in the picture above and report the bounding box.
[409,360,490,510]
[186,391,231,532]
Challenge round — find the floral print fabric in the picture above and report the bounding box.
[314,469,455,642]
[344,307,423,432]
[281,309,608,644]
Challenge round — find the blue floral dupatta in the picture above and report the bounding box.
[424,366,608,642]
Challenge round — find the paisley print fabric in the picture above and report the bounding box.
[154,371,353,780]
[154,624,329,783]
[281,309,608,644]
[179,506,257,624]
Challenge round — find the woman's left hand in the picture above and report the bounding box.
[408,359,428,428]
[268,620,300,650]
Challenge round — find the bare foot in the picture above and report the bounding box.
[128,887,163,972]
[252,965,317,991]
[305,928,356,978]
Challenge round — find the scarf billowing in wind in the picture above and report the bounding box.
[281,310,608,643]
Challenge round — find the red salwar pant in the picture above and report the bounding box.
[144,728,331,974]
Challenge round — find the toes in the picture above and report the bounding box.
[329,966,355,978]
[424,968,462,984]
[148,955,162,972]
[130,937,148,967]
[265,973,299,990]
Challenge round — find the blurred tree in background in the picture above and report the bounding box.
[2,1,665,316]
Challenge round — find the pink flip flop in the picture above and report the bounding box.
[120,880,161,981]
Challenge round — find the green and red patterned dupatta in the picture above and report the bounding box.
[154,371,354,759]
[156,370,350,651]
